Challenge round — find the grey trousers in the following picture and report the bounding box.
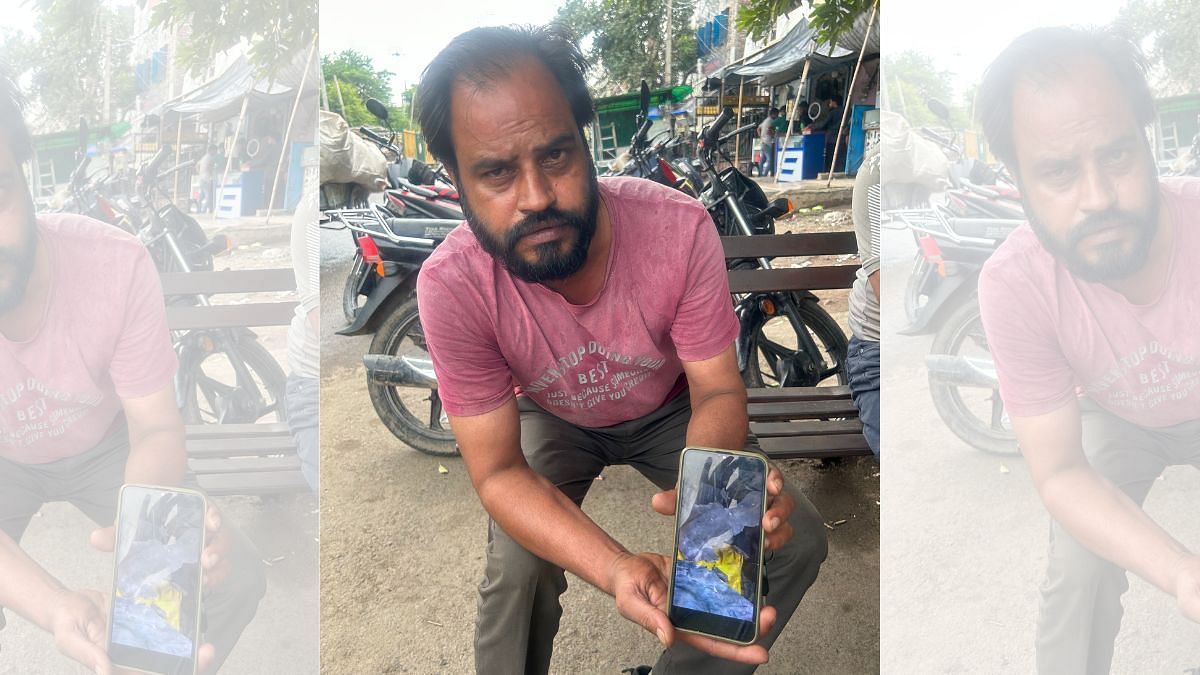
[474,392,828,675]
[0,420,267,672]
[1036,400,1200,674]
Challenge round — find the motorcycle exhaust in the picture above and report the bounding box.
[363,354,438,388]
[925,354,998,388]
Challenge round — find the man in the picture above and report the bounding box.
[975,28,1200,673]
[415,25,827,674]
[757,108,779,177]
[847,145,880,456]
[0,75,265,673]
[805,96,842,173]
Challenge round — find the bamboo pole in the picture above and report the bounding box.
[825,0,878,187]
[266,33,319,225]
[775,47,813,185]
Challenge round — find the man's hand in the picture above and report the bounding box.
[91,504,233,587]
[1172,555,1200,623]
[651,464,795,551]
[607,551,776,665]
[47,589,111,675]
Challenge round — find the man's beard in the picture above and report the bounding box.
[1023,184,1160,284]
[461,171,601,284]
[0,209,38,313]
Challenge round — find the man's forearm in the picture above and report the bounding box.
[686,388,750,452]
[1040,464,1190,594]
[0,531,69,632]
[477,466,629,595]
[124,427,187,488]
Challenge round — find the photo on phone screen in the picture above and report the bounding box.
[107,485,206,675]
[668,447,767,644]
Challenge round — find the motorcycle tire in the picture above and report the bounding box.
[366,296,459,457]
[741,292,849,389]
[927,299,1019,455]
[179,333,288,425]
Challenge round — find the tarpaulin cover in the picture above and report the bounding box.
[319,111,387,188]
[158,49,316,123]
[721,13,881,86]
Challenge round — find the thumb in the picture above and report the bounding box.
[89,526,115,553]
[651,489,677,516]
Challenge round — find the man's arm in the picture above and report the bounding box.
[121,383,187,487]
[1015,399,1199,618]
[681,344,748,451]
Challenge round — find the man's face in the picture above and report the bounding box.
[0,135,36,313]
[1009,58,1159,282]
[447,57,599,284]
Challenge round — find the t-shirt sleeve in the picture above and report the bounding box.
[416,264,514,417]
[670,208,740,362]
[109,245,178,399]
[978,259,1076,417]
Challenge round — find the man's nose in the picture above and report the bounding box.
[516,166,555,215]
[1077,162,1117,214]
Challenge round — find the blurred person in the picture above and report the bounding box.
[415,24,828,675]
[758,108,779,177]
[0,72,265,673]
[847,145,880,456]
[976,27,1200,673]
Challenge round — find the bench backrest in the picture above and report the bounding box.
[160,269,299,330]
[721,232,859,292]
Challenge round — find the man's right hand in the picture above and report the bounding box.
[1173,555,1200,622]
[607,551,776,665]
[47,589,112,675]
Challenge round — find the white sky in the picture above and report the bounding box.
[319,0,565,94]
[884,0,1129,100]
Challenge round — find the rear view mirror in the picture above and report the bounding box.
[639,81,650,117]
[77,116,89,151]
[365,98,390,123]
[927,99,951,124]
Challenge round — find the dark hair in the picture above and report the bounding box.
[977,27,1155,169]
[0,67,32,164]
[416,24,594,173]
[769,107,779,116]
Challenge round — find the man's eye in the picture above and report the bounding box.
[1103,147,1130,165]
[484,167,508,179]
[544,149,566,163]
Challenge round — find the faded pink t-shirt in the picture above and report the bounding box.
[0,214,178,464]
[417,177,740,428]
[979,178,1200,427]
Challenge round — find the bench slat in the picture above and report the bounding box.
[760,440,873,460]
[727,266,859,293]
[747,399,858,421]
[167,302,298,329]
[750,420,863,437]
[196,471,311,496]
[760,433,871,455]
[746,386,852,403]
[187,435,297,458]
[161,269,297,296]
[189,456,302,474]
[721,232,857,259]
[185,423,293,439]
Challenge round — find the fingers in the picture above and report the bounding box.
[763,489,796,551]
[89,526,115,553]
[197,643,216,674]
[202,506,232,586]
[205,505,222,535]
[650,489,677,516]
[674,604,778,665]
[766,466,785,497]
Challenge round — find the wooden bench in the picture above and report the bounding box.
[160,268,310,496]
[722,232,873,460]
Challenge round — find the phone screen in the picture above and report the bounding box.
[107,485,206,675]
[668,447,767,644]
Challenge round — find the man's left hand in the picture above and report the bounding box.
[651,464,795,551]
[91,504,233,587]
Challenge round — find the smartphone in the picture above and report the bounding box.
[106,484,207,675]
[667,446,768,645]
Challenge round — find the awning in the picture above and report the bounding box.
[721,13,880,86]
[157,49,316,123]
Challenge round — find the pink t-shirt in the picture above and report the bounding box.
[0,214,178,464]
[417,177,740,428]
[979,178,1200,427]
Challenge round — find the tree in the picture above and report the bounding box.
[737,0,876,48]
[1113,0,1200,97]
[883,50,967,129]
[0,0,136,132]
[322,49,411,130]
[554,0,698,95]
[147,0,318,79]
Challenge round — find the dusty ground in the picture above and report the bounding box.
[877,221,1200,671]
[317,195,880,674]
[0,215,319,674]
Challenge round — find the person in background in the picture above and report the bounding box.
[846,145,880,456]
[757,107,779,177]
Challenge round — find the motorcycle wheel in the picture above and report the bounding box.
[366,296,459,457]
[179,333,288,424]
[927,299,1019,455]
[342,254,374,324]
[741,292,849,388]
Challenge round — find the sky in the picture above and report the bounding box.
[320,0,565,94]
[884,0,1129,99]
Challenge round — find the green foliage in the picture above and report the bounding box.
[1113,0,1200,96]
[883,50,969,129]
[555,0,699,95]
[0,0,136,132]
[147,0,317,79]
[322,50,411,131]
[737,0,875,47]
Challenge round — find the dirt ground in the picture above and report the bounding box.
[317,198,880,674]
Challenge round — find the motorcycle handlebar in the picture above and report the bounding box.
[703,106,734,148]
[631,116,653,149]
[358,126,390,147]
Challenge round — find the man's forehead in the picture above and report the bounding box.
[448,58,576,154]
[1009,58,1137,153]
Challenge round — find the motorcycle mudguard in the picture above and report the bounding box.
[336,271,417,336]
[899,269,979,335]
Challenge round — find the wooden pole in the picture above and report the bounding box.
[173,115,183,203]
[826,0,878,187]
[266,34,319,225]
[218,96,251,215]
[775,48,813,185]
[735,78,745,168]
